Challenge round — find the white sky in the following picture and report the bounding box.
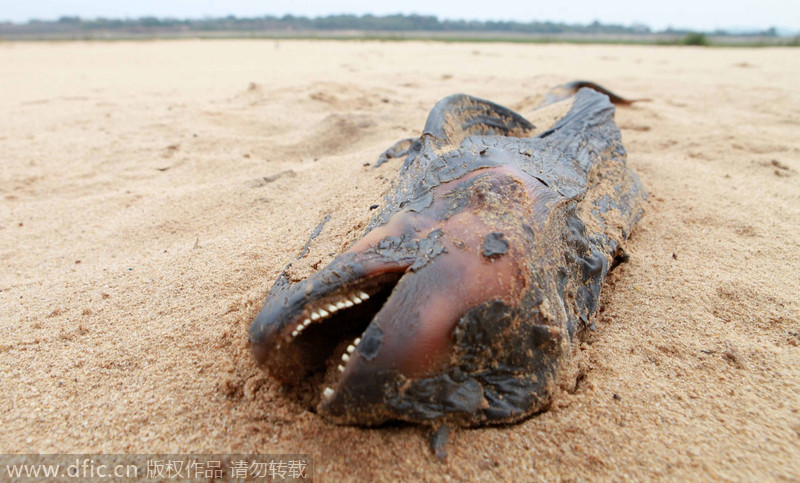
[2,0,798,32]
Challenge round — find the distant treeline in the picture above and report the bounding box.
[0,14,784,37]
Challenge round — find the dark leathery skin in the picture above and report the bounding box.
[249,83,645,426]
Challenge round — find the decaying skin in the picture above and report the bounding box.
[249,83,645,427]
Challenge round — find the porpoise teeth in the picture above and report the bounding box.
[291,324,306,338]
[291,319,312,338]
[337,364,345,372]
[323,387,334,399]
[346,344,356,354]
[341,353,350,362]
[354,337,361,346]
[294,291,374,340]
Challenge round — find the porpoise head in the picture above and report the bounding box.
[249,163,569,426]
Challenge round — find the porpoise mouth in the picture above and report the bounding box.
[249,248,416,411]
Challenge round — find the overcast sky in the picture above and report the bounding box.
[2,0,798,32]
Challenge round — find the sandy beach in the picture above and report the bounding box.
[1,39,798,480]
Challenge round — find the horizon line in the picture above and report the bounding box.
[1,13,796,36]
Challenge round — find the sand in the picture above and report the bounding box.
[1,40,798,480]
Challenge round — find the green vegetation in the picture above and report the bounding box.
[12,14,653,35]
[682,32,711,46]
[0,14,794,46]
